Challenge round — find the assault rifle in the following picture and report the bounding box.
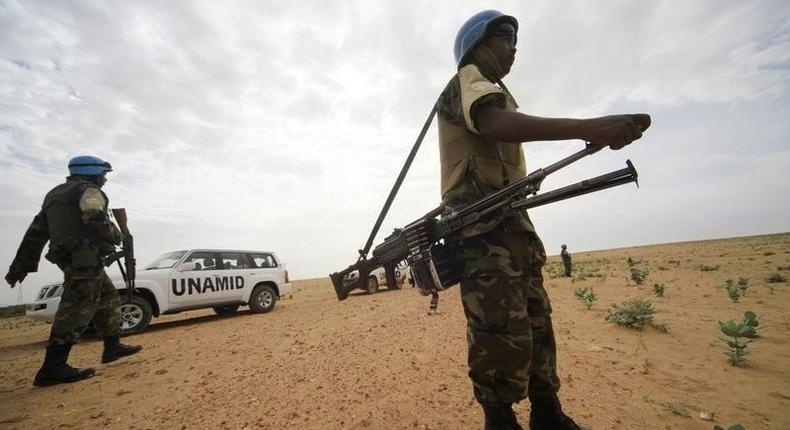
[105,208,136,300]
[330,144,638,300]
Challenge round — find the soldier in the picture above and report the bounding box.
[438,11,650,430]
[5,156,142,387]
[561,244,572,277]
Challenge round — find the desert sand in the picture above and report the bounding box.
[1,233,788,430]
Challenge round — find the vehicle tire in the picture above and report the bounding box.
[119,295,153,335]
[213,304,240,315]
[249,284,277,313]
[365,276,379,294]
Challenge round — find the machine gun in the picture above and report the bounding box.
[330,144,638,300]
[105,208,136,300]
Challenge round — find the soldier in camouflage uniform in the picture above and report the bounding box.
[438,11,650,430]
[561,245,572,277]
[5,156,142,387]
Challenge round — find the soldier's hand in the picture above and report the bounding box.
[582,113,651,150]
[5,271,27,288]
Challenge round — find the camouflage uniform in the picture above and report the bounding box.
[8,177,123,346]
[561,246,572,277]
[438,59,560,405]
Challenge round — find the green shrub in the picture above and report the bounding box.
[605,297,667,331]
[726,281,742,303]
[630,267,648,285]
[766,273,787,283]
[573,287,598,310]
[651,283,665,297]
[742,311,760,338]
[718,319,752,366]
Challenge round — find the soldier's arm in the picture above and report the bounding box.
[475,104,650,149]
[5,211,49,286]
[79,187,123,245]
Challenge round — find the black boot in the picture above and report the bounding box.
[482,403,523,430]
[33,343,95,387]
[529,395,588,430]
[101,335,142,364]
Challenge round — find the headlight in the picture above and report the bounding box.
[36,287,50,300]
[47,285,63,298]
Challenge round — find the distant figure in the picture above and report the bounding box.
[5,156,142,387]
[561,244,572,277]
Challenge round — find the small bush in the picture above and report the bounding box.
[573,287,598,309]
[766,273,787,283]
[652,283,665,297]
[700,264,720,272]
[605,297,667,331]
[718,319,752,366]
[630,267,648,285]
[725,280,742,303]
[741,311,760,338]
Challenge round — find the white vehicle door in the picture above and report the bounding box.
[169,251,226,307]
[249,252,280,285]
[216,252,252,301]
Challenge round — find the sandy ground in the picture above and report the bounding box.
[0,233,789,430]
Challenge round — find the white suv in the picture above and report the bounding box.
[26,249,292,334]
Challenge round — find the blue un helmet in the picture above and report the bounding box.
[67,155,113,176]
[454,10,518,67]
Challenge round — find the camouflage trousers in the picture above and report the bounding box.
[448,229,560,405]
[562,257,572,277]
[49,266,120,346]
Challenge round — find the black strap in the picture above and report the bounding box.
[358,103,438,260]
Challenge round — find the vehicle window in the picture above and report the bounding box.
[144,251,187,270]
[220,253,249,270]
[251,253,277,268]
[183,252,219,271]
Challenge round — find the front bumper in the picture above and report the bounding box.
[26,297,59,322]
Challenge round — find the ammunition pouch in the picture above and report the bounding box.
[71,240,101,269]
[44,237,79,265]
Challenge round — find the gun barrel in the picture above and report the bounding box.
[511,161,638,210]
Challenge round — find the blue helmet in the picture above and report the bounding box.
[454,10,518,67]
[67,155,113,176]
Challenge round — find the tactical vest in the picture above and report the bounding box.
[42,178,114,264]
[438,66,526,201]
[438,64,534,236]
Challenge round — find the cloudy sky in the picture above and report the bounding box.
[1,0,788,305]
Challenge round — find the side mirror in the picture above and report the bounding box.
[177,262,197,272]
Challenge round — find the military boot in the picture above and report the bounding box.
[482,403,523,430]
[529,395,588,430]
[33,343,95,387]
[101,336,142,363]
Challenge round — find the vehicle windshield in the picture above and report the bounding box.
[144,251,187,270]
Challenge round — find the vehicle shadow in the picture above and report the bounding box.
[344,286,409,299]
[125,311,259,337]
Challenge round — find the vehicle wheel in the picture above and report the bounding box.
[213,304,240,315]
[365,276,379,294]
[249,284,277,313]
[119,295,153,335]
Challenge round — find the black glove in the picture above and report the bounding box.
[5,270,27,287]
